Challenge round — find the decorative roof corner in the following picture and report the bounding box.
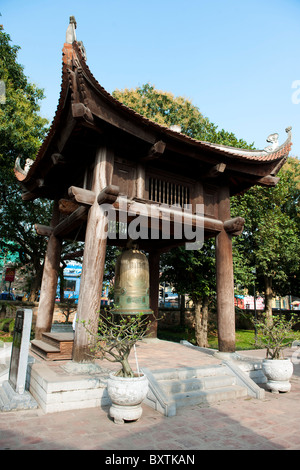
[264,126,292,153]
[66,16,77,44]
[14,156,34,181]
[200,126,292,162]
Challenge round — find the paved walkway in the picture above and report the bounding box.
[1,340,300,451]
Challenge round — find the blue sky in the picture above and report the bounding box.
[1,0,300,156]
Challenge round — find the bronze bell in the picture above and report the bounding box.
[112,245,153,315]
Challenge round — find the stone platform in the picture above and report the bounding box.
[26,338,266,415]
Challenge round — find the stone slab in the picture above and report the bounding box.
[27,360,112,413]
[0,380,38,411]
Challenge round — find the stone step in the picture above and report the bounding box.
[150,364,231,381]
[0,358,10,385]
[143,363,250,416]
[159,374,236,394]
[174,384,248,408]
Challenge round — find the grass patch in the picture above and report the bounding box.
[158,327,300,351]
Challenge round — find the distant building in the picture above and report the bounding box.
[57,263,109,305]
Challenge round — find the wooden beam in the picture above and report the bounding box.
[256,175,280,186]
[112,197,223,234]
[224,217,245,236]
[53,206,88,238]
[58,198,79,214]
[73,146,113,362]
[35,224,53,237]
[68,186,96,205]
[21,191,37,201]
[205,163,226,178]
[51,153,66,166]
[97,185,119,205]
[62,249,84,260]
[141,140,166,162]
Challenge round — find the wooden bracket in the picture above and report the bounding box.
[205,163,226,178]
[35,224,53,237]
[21,191,37,201]
[51,153,66,166]
[141,140,166,162]
[97,185,120,205]
[256,175,280,186]
[53,206,88,238]
[58,198,79,214]
[68,186,96,205]
[224,217,245,236]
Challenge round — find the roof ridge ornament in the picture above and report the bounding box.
[264,132,279,153]
[14,156,34,178]
[66,16,77,44]
[264,126,292,153]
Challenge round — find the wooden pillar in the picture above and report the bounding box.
[136,165,145,199]
[215,185,235,352]
[35,201,62,339]
[148,250,160,338]
[73,147,114,362]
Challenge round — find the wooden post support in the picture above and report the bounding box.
[35,202,62,339]
[215,186,236,353]
[148,250,160,338]
[73,146,114,362]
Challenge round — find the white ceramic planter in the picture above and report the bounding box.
[107,372,149,424]
[262,358,293,393]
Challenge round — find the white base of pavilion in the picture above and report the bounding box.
[25,349,265,415]
[27,359,112,414]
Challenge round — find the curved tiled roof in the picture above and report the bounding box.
[15,34,292,184]
[70,41,292,164]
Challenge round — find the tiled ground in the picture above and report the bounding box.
[1,341,300,450]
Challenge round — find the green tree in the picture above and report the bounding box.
[0,25,51,298]
[113,83,253,346]
[0,25,47,171]
[231,157,300,320]
[113,83,252,147]
[161,241,216,347]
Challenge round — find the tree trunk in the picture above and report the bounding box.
[194,297,209,348]
[180,295,185,328]
[28,263,44,301]
[264,275,273,324]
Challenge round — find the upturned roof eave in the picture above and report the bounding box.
[15,38,292,186]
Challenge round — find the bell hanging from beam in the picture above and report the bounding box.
[112,242,153,315]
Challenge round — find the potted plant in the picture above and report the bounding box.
[254,313,298,393]
[82,312,150,424]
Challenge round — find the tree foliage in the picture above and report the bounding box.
[82,313,150,377]
[0,26,51,297]
[231,157,300,317]
[113,83,254,346]
[254,313,299,360]
[113,83,252,147]
[0,26,48,170]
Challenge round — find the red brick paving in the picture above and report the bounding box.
[1,341,300,450]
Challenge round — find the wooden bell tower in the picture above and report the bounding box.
[14,17,292,361]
